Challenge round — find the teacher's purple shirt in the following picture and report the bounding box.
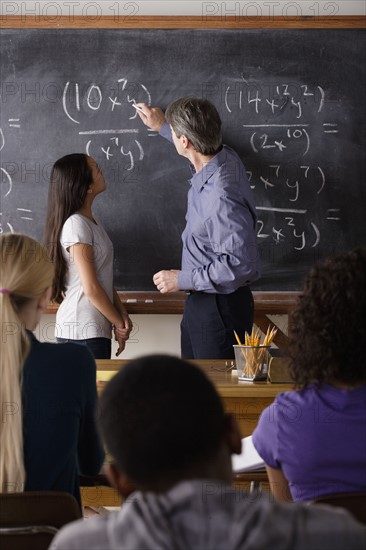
[160,122,260,293]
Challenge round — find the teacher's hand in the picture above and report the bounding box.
[153,269,180,293]
[135,103,165,132]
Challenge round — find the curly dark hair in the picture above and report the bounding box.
[289,247,366,387]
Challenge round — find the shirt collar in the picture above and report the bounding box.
[189,145,227,192]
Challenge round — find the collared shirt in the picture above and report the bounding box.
[160,122,260,294]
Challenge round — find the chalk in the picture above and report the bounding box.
[126,299,137,303]
[132,103,145,114]
[145,299,154,303]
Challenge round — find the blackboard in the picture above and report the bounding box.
[1,27,365,291]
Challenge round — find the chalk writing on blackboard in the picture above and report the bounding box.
[0,125,14,232]
[62,78,155,170]
[0,126,11,201]
[222,79,342,253]
[224,83,325,115]
[0,71,342,257]
[0,119,34,233]
[252,161,340,250]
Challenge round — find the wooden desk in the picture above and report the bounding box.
[81,471,270,508]
[96,359,292,437]
[82,360,291,507]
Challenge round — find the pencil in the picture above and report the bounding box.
[234,330,243,346]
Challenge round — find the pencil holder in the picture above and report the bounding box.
[233,345,271,382]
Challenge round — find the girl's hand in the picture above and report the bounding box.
[113,289,133,340]
[114,315,132,340]
[114,329,127,357]
[114,326,130,340]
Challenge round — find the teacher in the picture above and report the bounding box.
[136,98,260,359]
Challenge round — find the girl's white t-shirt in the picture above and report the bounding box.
[56,213,114,340]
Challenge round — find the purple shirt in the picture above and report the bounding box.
[160,122,260,293]
[252,383,366,501]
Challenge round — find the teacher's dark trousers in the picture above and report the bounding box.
[181,286,254,360]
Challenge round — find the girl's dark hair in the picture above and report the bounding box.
[289,247,366,387]
[44,154,92,303]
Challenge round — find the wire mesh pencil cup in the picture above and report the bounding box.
[233,345,271,381]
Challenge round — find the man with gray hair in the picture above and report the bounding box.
[135,98,261,359]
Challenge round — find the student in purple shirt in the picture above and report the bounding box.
[135,98,260,359]
[252,247,366,502]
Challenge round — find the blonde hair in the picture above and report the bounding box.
[0,233,54,493]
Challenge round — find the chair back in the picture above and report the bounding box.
[0,491,81,550]
[312,492,366,525]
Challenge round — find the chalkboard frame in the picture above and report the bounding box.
[2,15,365,315]
[1,15,366,30]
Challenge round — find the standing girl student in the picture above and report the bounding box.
[0,233,104,505]
[44,154,132,359]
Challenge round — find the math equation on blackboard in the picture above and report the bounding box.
[0,75,342,255]
[223,79,342,253]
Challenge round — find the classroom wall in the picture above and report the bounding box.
[38,313,182,358]
[2,1,365,17]
[38,312,288,358]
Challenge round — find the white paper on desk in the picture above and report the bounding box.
[232,436,266,472]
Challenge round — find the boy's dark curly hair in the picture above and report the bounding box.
[289,247,366,387]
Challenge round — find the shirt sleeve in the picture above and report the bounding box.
[159,121,174,143]
[252,397,282,470]
[61,215,93,251]
[77,348,105,476]
[179,171,260,293]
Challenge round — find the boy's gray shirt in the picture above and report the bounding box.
[50,480,366,550]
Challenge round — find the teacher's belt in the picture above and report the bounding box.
[186,286,248,296]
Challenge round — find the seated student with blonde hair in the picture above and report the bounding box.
[0,233,104,507]
[51,355,365,549]
[252,247,366,502]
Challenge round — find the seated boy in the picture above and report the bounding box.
[51,355,366,549]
